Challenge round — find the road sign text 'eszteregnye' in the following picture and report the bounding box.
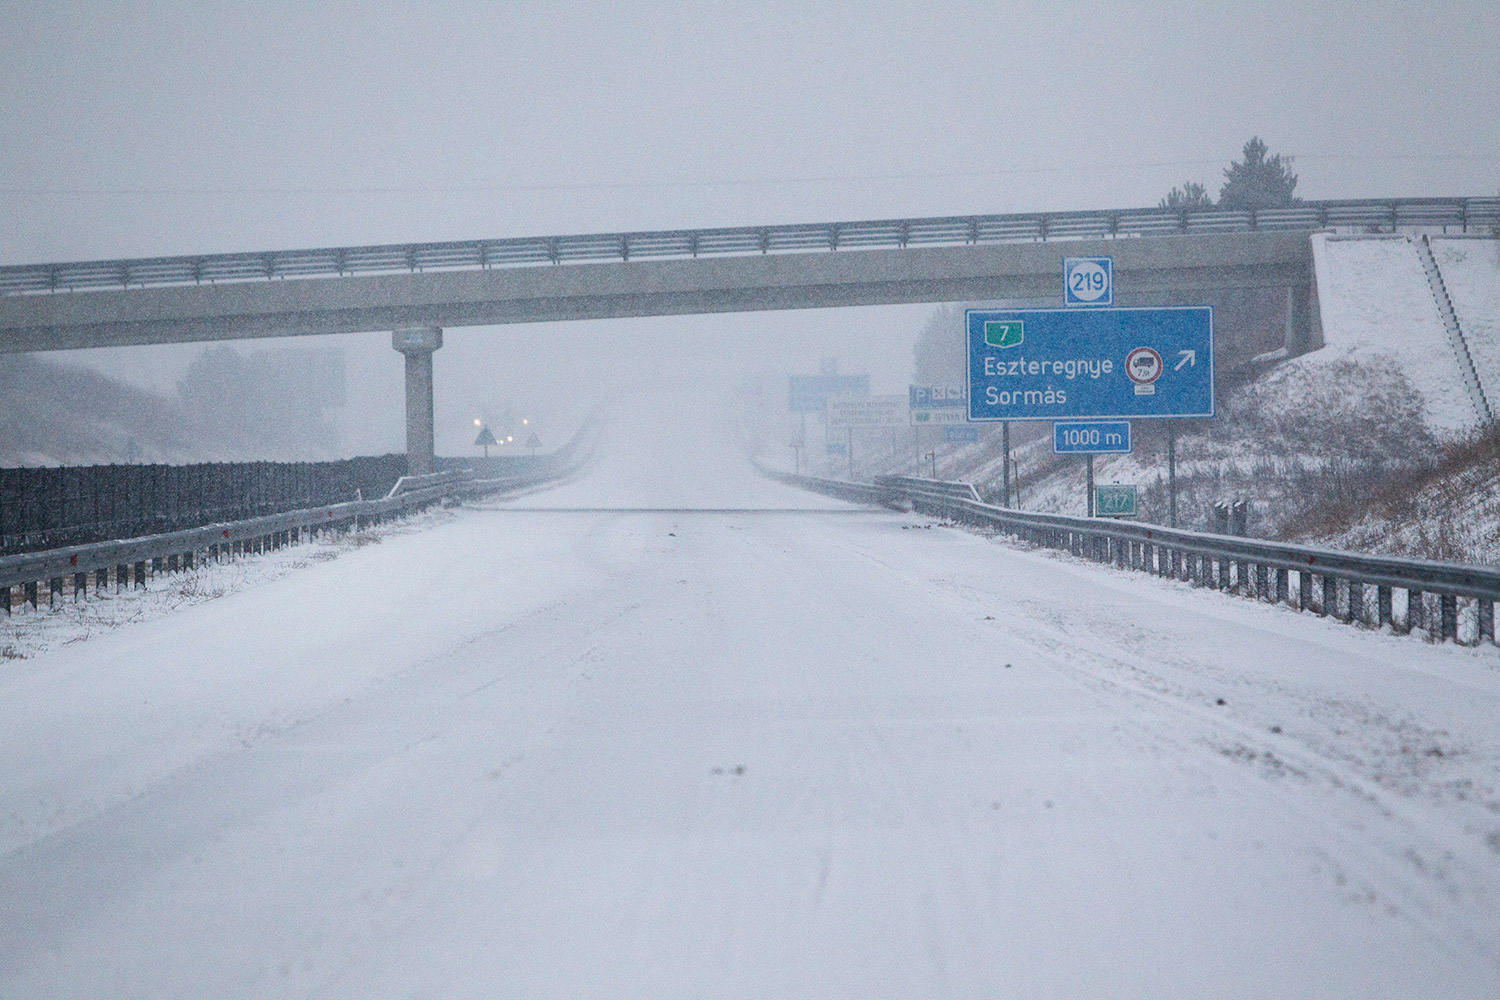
[966,307,1212,422]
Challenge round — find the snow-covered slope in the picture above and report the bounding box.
[1310,233,1484,436]
[1431,236,1500,407]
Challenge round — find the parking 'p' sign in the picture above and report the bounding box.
[1064,256,1112,307]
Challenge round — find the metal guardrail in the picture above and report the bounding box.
[3,197,1497,296]
[0,429,598,614]
[767,468,1500,646]
[873,475,982,503]
[383,468,469,500]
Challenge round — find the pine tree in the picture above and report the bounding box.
[1217,137,1299,210]
[1159,180,1213,210]
[911,303,966,390]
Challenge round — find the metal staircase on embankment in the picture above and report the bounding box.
[1416,234,1493,425]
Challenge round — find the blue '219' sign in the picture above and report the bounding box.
[1064,257,1112,307]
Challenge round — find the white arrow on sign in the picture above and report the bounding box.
[1175,349,1196,371]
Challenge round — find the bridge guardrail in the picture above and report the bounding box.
[0,419,600,614]
[767,468,1499,646]
[4,197,1497,296]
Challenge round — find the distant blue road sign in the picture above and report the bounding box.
[1053,420,1131,454]
[826,442,847,456]
[966,307,1212,422]
[789,374,869,413]
[944,425,979,443]
[1064,256,1113,307]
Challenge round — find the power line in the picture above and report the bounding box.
[2,152,1495,197]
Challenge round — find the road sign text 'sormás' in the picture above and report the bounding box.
[966,307,1212,422]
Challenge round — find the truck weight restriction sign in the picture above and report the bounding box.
[966,307,1212,422]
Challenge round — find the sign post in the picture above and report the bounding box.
[1168,421,1178,527]
[1001,422,1011,507]
[1086,455,1095,517]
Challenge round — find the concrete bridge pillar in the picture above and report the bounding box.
[392,326,443,476]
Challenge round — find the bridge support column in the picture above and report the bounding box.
[393,326,443,476]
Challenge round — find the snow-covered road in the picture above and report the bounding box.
[3,403,1499,998]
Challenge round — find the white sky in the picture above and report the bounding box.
[3,1,1498,455]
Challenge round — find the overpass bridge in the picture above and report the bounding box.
[3,197,1495,472]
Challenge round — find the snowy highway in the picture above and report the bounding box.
[3,404,1500,998]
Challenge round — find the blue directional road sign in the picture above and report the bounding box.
[788,373,869,413]
[966,307,1212,422]
[944,425,979,443]
[1064,256,1113,307]
[1053,420,1132,454]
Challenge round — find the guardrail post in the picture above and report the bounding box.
[1480,599,1495,644]
[1440,594,1458,642]
[1377,586,1393,628]
[48,577,62,607]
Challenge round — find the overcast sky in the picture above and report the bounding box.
[4,2,1499,455]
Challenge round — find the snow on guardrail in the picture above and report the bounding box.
[766,466,1500,647]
